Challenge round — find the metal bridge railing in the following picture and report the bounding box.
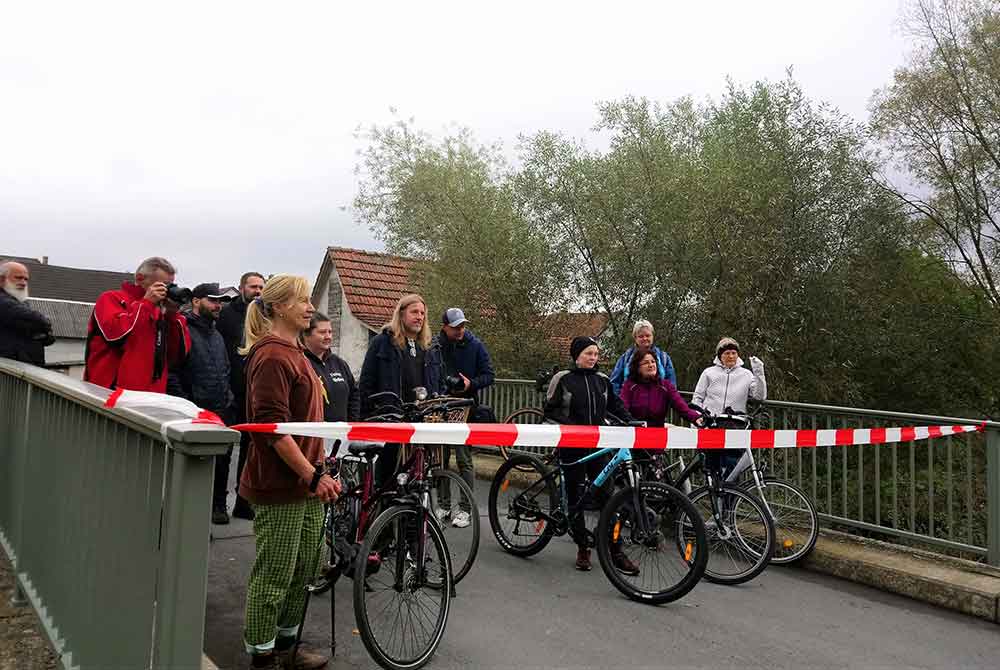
[0,359,237,669]
[482,378,1000,565]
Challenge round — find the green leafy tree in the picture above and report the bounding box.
[870,0,1000,309]
[353,118,563,375]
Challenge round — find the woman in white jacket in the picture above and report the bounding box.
[692,337,766,415]
[692,337,766,478]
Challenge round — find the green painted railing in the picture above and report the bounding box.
[0,359,237,669]
[482,378,1000,565]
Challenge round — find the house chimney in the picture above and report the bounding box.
[41,256,48,265]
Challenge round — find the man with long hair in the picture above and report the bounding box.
[358,293,444,485]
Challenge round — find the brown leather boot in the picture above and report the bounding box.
[612,550,640,576]
[248,653,281,669]
[575,548,592,571]
[279,644,329,669]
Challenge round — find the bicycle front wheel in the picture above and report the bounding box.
[429,468,481,584]
[687,485,775,585]
[742,477,818,565]
[596,481,708,605]
[354,505,452,670]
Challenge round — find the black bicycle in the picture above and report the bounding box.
[302,392,477,670]
[644,405,776,585]
[488,416,708,605]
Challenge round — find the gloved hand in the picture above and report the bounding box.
[749,356,764,374]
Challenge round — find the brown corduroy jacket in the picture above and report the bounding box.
[238,335,324,505]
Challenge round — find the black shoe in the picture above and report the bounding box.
[212,506,230,525]
[232,500,255,521]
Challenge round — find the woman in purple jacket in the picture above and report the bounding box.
[620,351,703,428]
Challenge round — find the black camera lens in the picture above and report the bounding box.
[445,375,465,394]
[165,283,192,303]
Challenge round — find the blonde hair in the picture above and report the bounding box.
[239,274,312,355]
[386,293,432,350]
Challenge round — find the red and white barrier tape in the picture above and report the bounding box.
[102,390,983,450]
[104,388,225,425]
[228,420,983,450]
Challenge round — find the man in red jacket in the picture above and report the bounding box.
[84,256,191,393]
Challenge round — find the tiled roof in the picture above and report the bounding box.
[1,255,133,303]
[540,312,610,358]
[24,298,94,339]
[324,247,421,330]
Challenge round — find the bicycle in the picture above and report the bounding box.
[643,406,776,585]
[303,391,477,670]
[487,417,708,605]
[718,405,819,565]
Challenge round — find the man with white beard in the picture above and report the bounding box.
[0,260,55,366]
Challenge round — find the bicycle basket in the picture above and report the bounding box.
[397,397,473,468]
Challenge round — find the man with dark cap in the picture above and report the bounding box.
[167,282,238,524]
[434,307,495,528]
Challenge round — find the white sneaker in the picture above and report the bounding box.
[435,507,451,523]
[452,511,471,528]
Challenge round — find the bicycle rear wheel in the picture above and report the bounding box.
[596,481,708,605]
[488,454,557,557]
[742,477,818,565]
[687,484,775,585]
[429,468,481,584]
[354,505,452,670]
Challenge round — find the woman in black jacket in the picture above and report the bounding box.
[544,336,639,574]
[301,312,360,424]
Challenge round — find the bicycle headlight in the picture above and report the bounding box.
[397,472,410,487]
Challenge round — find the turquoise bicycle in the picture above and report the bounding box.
[487,430,708,605]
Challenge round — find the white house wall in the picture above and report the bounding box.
[339,301,373,376]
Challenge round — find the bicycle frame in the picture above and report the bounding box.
[512,445,650,542]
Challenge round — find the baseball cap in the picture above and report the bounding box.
[192,283,237,301]
[442,307,469,327]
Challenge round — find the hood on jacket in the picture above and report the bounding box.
[713,355,745,369]
[246,334,303,359]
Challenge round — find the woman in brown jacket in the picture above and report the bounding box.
[238,274,340,670]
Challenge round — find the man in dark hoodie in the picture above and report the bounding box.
[217,271,265,520]
[434,307,495,528]
[167,282,237,524]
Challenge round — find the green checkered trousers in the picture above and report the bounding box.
[243,497,325,654]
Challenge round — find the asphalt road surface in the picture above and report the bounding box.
[204,491,1000,670]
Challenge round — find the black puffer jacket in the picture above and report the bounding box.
[543,366,633,426]
[0,290,54,366]
[358,328,444,416]
[168,311,233,414]
[217,297,248,401]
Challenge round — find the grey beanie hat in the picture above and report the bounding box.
[716,337,740,357]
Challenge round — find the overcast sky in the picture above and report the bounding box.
[1,1,911,288]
